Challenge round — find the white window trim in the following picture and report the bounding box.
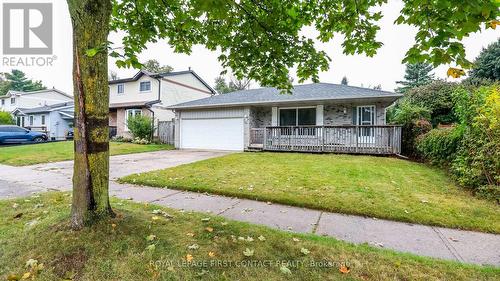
[124,109,142,131]
[139,81,152,93]
[117,83,125,94]
[278,106,317,126]
[10,98,16,105]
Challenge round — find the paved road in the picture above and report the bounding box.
[0,150,499,267]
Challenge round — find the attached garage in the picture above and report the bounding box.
[177,108,247,151]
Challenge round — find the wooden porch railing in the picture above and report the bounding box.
[260,126,402,154]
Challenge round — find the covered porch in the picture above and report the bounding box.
[247,103,402,155]
[249,125,402,154]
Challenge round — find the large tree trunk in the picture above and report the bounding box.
[67,0,113,229]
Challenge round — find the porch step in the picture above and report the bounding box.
[245,144,264,152]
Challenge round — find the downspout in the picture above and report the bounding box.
[145,76,162,141]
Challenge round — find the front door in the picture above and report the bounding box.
[357,106,375,143]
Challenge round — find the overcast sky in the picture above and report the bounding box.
[1,0,498,95]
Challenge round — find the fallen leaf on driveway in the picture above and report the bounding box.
[449,237,459,242]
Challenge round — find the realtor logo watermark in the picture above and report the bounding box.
[2,2,56,67]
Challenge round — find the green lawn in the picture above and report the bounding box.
[120,153,500,234]
[0,141,173,166]
[1,193,497,281]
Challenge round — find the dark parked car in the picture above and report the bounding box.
[0,125,48,144]
[66,128,74,140]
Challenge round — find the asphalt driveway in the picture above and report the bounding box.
[0,149,231,197]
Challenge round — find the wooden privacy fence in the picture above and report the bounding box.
[157,121,175,145]
[262,125,402,154]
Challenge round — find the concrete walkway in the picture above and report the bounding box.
[0,150,499,267]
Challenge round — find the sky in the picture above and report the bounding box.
[0,0,498,95]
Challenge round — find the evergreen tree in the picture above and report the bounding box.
[3,70,46,93]
[341,76,348,85]
[396,63,434,93]
[469,39,500,81]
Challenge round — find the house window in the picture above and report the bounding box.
[279,107,316,126]
[139,81,151,92]
[125,109,142,131]
[117,84,124,94]
[1,99,4,105]
[41,115,46,125]
[29,115,34,126]
[10,98,15,105]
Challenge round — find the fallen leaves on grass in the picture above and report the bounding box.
[258,235,266,241]
[188,244,200,250]
[280,266,292,275]
[300,248,310,255]
[146,234,157,241]
[186,254,194,262]
[339,265,351,274]
[146,244,156,252]
[242,248,254,257]
[205,227,214,232]
[208,251,216,257]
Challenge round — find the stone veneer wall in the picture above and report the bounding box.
[249,102,390,128]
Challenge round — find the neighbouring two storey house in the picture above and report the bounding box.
[1,89,75,140]
[108,69,215,138]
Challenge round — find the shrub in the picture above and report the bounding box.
[416,126,464,166]
[451,85,499,197]
[126,115,154,141]
[0,111,14,125]
[389,100,432,157]
[404,80,459,126]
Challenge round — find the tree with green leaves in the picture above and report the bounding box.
[469,39,500,81]
[396,63,435,93]
[0,111,14,125]
[66,0,498,228]
[341,76,348,85]
[1,70,46,95]
[142,59,174,73]
[214,75,251,94]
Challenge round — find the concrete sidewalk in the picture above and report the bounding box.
[0,150,499,267]
[109,183,500,267]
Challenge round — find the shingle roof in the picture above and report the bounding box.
[16,102,74,114]
[168,83,402,109]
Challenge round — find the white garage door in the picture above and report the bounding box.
[181,118,244,151]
